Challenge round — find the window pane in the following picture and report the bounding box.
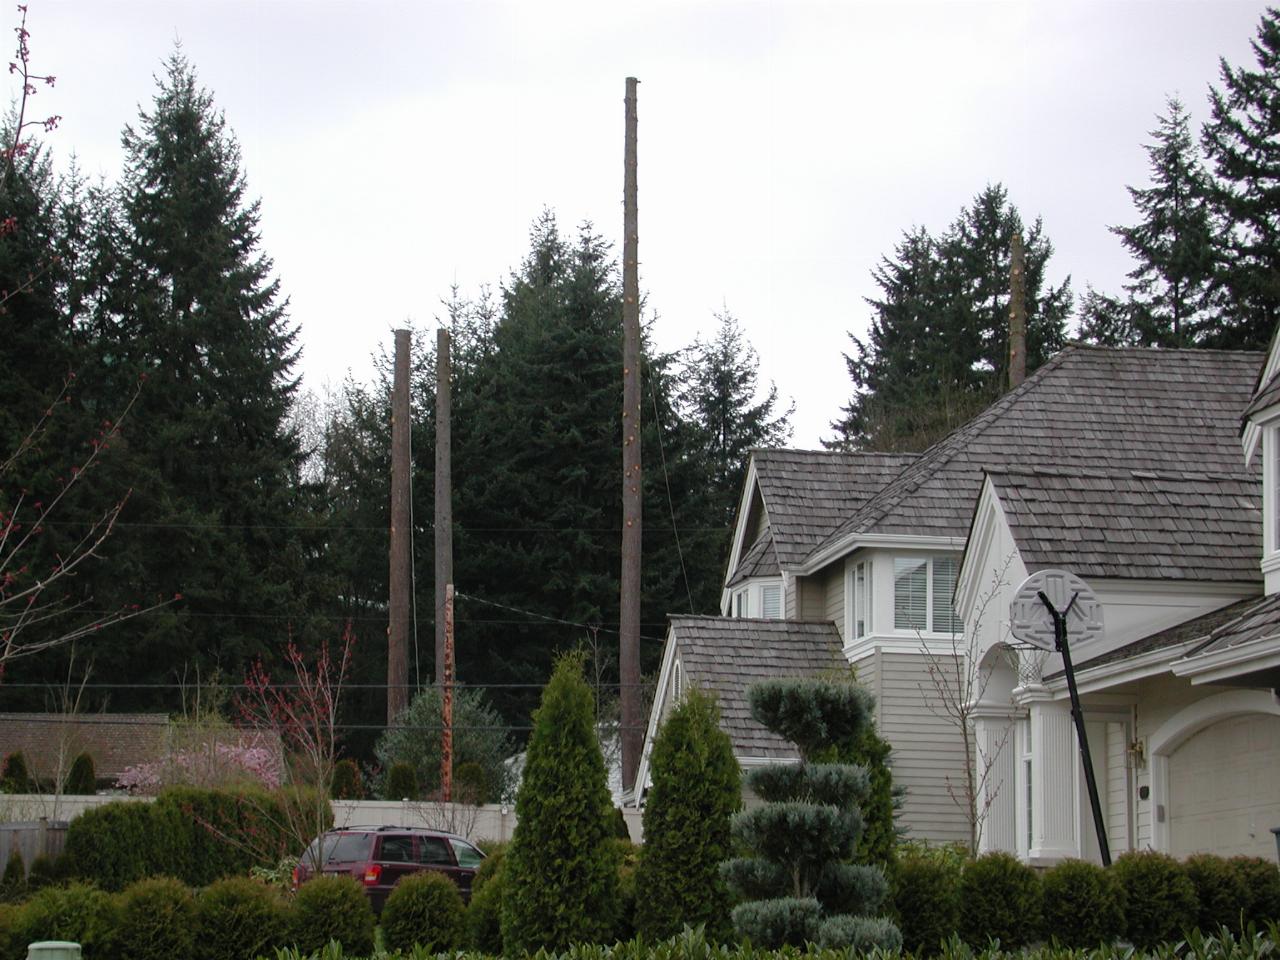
[853,562,868,638]
[417,836,452,864]
[894,557,927,630]
[761,584,781,619]
[450,838,484,869]
[931,556,962,633]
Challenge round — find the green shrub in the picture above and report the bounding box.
[116,876,197,960]
[0,850,24,902]
[1041,858,1125,947]
[1229,856,1280,926]
[612,839,640,943]
[331,759,364,800]
[25,854,60,892]
[466,844,506,953]
[0,753,31,794]
[63,798,159,890]
[958,851,1041,948]
[635,687,740,943]
[892,845,962,955]
[1184,853,1249,932]
[64,752,97,795]
[382,870,466,952]
[289,875,375,956]
[193,876,287,960]
[0,904,20,960]
[501,652,620,953]
[16,882,120,959]
[385,762,419,801]
[1111,849,1198,949]
[610,805,631,840]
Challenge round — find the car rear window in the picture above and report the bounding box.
[323,833,374,863]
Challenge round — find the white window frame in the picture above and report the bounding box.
[851,559,871,639]
[730,579,784,619]
[1272,423,1280,555]
[892,554,962,635]
[760,583,782,619]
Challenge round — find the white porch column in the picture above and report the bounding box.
[1020,684,1077,865]
[971,704,1020,855]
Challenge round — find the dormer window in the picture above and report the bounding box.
[730,579,784,619]
[893,555,962,634]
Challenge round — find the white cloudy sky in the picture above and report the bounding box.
[28,0,1270,447]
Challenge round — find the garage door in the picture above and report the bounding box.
[1168,713,1280,858]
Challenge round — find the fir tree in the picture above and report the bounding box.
[501,652,619,952]
[1202,7,1280,349]
[635,687,740,942]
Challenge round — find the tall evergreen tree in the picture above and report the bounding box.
[1201,7,1280,349]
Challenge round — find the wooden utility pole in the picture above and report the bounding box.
[436,328,455,801]
[619,76,642,794]
[388,328,411,725]
[1009,230,1027,390]
[441,584,455,802]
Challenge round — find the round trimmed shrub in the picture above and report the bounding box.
[1230,856,1280,926]
[1111,850,1198,948]
[1041,858,1125,946]
[466,844,506,953]
[892,847,962,956]
[117,876,196,960]
[381,870,466,952]
[731,896,822,947]
[64,752,96,795]
[1184,853,1249,932]
[958,851,1041,948]
[289,875,375,955]
[194,876,287,960]
[16,882,120,958]
[817,913,903,951]
[331,758,364,800]
[385,762,419,801]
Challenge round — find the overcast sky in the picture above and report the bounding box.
[28,0,1271,447]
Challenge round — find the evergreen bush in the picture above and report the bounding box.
[193,876,287,960]
[466,843,506,953]
[0,753,31,794]
[15,882,120,958]
[63,799,157,890]
[1111,850,1198,949]
[381,870,466,952]
[330,758,364,800]
[845,722,897,872]
[385,762,419,801]
[635,687,740,943]
[1229,856,1280,926]
[116,876,197,960]
[500,652,620,953]
[1184,853,1249,932]
[1040,858,1125,947]
[25,854,60,892]
[722,677,897,950]
[0,904,18,960]
[891,844,963,955]
[957,851,1041,948]
[612,839,640,943]
[289,874,375,956]
[0,850,23,903]
[64,752,97,795]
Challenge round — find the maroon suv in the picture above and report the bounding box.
[292,826,485,912]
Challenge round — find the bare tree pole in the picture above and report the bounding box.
[435,328,453,686]
[1008,230,1027,390]
[619,76,643,794]
[388,329,411,725]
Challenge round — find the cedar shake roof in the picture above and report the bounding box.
[743,449,918,573]
[1184,591,1280,659]
[988,466,1260,583]
[670,616,845,761]
[809,345,1264,562]
[726,528,779,587]
[1243,369,1280,420]
[0,713,170,779]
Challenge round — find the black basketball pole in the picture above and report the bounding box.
[1038,590,1112,867]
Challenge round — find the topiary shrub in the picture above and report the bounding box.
[1041,858,1125,947]
[16,882,120,958]
[1111,849,1198,949]
[958,851,1042,948]
[381,870,466,952]
[116,876,197,960]
[891,844,964,955]
[635,687,740,943]
[289,875,375,956]
[0,850,24,903]
[1184,853,1249,933]
[466,843,506,953]
[500,652,620,953]
[1230,856,1280,926]
[330,758,364,800]
[193,876,287,960]
[385,762,419,801]
[0,753,31,794]
[64,752,97,795]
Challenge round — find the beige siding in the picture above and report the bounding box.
[795,571,832,622]
[876,651,970,845]
[1105,721,1131,854]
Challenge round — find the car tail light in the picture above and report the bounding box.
[363,864,382,886]
[291,865,301,889]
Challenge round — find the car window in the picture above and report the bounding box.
[379,836,413,863]
[449,838,484,869]
[323,833,374,863]
[417,835,453,865]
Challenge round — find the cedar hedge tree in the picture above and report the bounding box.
[64,752,96,795]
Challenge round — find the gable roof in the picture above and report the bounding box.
[726,528,779,587]
[987,465,1260,583]
[670,615,845,761]
[806,345,1263,569]
[743,449,917,573]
